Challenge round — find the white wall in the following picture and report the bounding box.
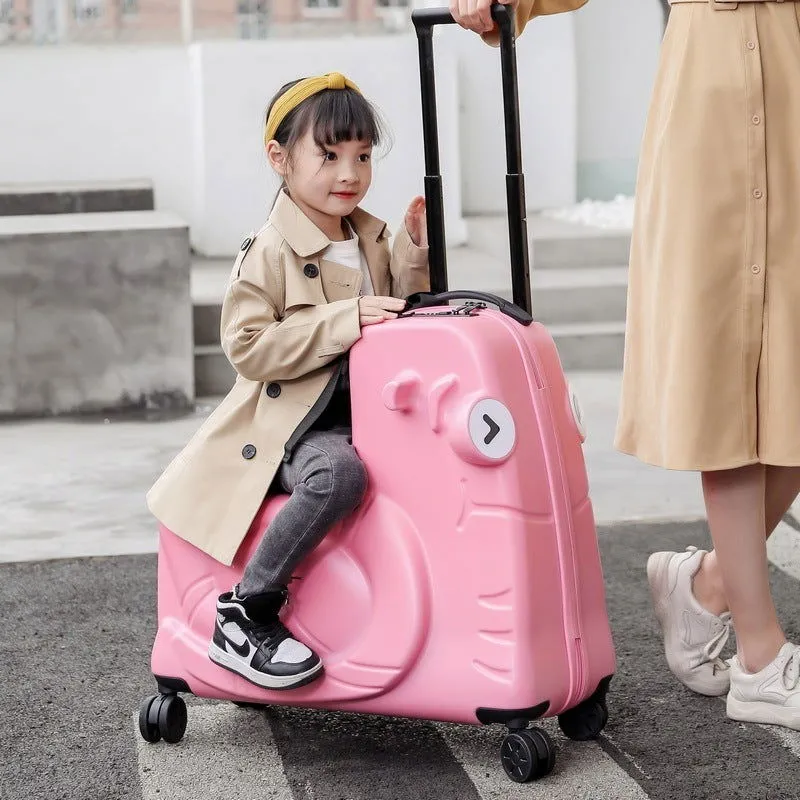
[444,12,578,215]
[573,0,663,199]
[0,47,194,225]
[0,8,664,245]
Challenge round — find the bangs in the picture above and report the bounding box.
[305,89,382,147]
[267,79,393,164]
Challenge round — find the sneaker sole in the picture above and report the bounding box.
[208,642,324,691]
[646,551,730,698]
[727,694,800,731]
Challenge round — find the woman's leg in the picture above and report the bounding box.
[693,466,800,619]
[647,465,800,695]
[699,464,786,673]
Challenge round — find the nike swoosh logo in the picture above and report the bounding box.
[222,631,250,658]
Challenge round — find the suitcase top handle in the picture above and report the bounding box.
[411,3,532,317]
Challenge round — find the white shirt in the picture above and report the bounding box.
[321,222,375,296]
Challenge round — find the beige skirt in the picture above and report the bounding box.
[615,0,800,471]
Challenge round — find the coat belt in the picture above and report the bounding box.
[669,0,795,8]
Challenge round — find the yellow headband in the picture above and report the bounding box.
[264,72,362,145]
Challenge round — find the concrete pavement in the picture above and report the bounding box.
[4,521,800,800]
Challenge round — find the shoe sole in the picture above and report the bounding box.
[727,694,800,731]
[208,642,324,691]
[646,551,730,698]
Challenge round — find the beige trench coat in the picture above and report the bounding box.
[614,0,800,471]
[147,190,429,564]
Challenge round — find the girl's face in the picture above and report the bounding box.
[269,127,373,237]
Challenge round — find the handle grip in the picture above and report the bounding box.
[411,3,515,32]
[403,290,533,325]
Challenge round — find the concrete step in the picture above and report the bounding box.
[194,320,626,397]
[194,302,222,347]
[531,266,627,326]
[195,344,236,398]
[0,210,191,417]
[191,257,628,342]
[0,179,155,216]
[466,213,632,270]
[192,264,628,346]
[548,321,626,371]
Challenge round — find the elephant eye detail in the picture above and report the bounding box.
[467,399,516,461]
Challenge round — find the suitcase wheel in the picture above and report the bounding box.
[500,727,556,783]
[138,693,188,745]
[557,698,609,741]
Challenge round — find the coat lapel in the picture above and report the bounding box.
[269,189,330,258]
[269,190,392,298]
[348,207,391,297]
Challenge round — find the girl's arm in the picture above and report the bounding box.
[221,240,362,383]
[390,225,430,300]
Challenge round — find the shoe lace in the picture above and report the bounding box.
[251,618,291,647]
[702,614,733,674]
[685,546,732,674]
[781,645,800,691]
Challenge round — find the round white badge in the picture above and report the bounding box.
[467,399,516,460]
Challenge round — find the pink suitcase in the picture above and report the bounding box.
[138,5,616,784]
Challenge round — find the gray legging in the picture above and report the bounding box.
[238,426,368,597]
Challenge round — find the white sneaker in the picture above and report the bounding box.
[727,643,800,730]
[646,546,732,696]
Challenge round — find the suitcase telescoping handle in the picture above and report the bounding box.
[409,3,533,323]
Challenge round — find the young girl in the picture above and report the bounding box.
[453,0,800,732]
[147,72,430,691]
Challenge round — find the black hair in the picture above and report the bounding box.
[266,78,386,154]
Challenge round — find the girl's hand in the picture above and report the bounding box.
[359,295,407,326]
[449,0,517,35]
[405,196,428,248]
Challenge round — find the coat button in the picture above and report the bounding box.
[303,263,319,278]
[242,444,257,460]
[266,382,281,398]
[240,236,252,251]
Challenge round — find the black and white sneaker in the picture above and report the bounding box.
[208,586,323,690]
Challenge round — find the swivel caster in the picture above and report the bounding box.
[500,727,556,783]
[138,693,188,744]
[558,698,609,741]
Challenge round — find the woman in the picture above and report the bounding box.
[453,0,800,731]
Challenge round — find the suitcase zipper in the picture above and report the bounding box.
[552,475,588,708]
[492,313,589,707]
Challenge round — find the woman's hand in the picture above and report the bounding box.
[405,196,428,248]
[449,0,517,35]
